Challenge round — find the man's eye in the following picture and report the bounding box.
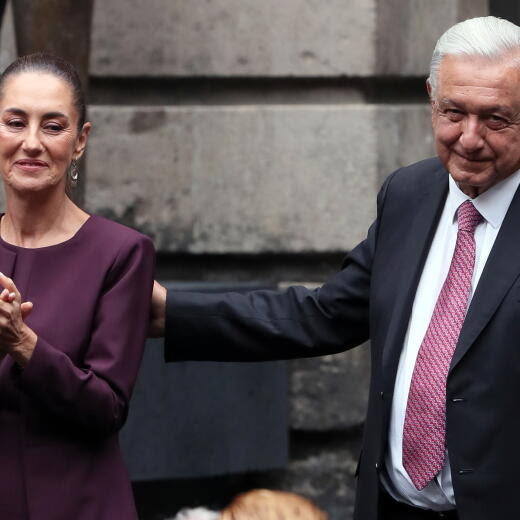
[488,115,507,127]
[444,109,463,121]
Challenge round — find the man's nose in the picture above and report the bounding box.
[459,117,485,152]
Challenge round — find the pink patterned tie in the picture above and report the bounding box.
[402,199,482,490]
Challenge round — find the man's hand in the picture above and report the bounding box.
[149,280,167,338]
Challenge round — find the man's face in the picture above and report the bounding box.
[430,54,520,197]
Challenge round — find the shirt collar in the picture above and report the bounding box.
[447,169,520,229]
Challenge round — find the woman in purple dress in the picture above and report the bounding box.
[0,53,155,519]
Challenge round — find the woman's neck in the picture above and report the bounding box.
[1,188,89,248]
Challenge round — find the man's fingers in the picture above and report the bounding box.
[149,280,167,338]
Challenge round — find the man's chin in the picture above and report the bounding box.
[448,167,494,195]
[449,162,492,183]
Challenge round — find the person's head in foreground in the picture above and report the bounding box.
[219,489,327,520]
[173,489,327,520]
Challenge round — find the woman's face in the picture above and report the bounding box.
[0,71,90,194]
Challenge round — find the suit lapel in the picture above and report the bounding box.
[382,164,449,381]
[451,183,520,370]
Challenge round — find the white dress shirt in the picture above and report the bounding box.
[382,170,520,511]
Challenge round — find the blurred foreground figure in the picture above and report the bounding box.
[220,489,327,520]
[173,490,326,520]
[174,507,219,520]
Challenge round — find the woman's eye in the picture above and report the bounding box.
[6,119,24,128]
[44,123,63,132]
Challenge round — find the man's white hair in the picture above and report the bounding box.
[428,16,520,98]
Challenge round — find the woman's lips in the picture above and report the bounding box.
[14,159,49,172]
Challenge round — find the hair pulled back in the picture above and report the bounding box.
[0,52,86,130]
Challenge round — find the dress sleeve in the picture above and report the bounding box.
[15,234,155,438]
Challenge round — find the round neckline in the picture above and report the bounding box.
[0,213,94,252]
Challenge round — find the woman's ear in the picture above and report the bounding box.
[72,121,92,160]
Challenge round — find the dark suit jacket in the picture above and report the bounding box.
[0,215,155,520]
[165,156,520,520]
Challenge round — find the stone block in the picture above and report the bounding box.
[376,0,488,76]
[376,104,435,184]
[85,105,380,253]
[278,440,360,520]
[290,344,370,431]
[91,0,376,77]
[91,0,487,78]
[0,1,16,73]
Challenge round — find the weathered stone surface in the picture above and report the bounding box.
[85,105,380,253]
[91,0,376,77]
[279,440,360,520]
[376,0,488,76]
[377,104,435,184]
[91,0,487,78]
[290,344,370,431]
[0,3,14,212]
[0,1,16,72]
[85,104,435,254]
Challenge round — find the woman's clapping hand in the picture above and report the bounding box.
[0,272,36,366]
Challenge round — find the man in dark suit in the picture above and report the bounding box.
[150,16,520,520]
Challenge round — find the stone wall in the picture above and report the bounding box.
[0,1,492,519]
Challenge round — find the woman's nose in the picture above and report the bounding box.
[21,128,43,154]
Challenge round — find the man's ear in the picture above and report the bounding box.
[426,78,432,103]
[426,79,435,109]
[72,121,92,161]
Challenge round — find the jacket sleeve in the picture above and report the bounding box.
[15,234,155,438]
[165,175,393,362]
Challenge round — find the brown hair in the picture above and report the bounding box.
[0,52,86,130]
[219,489,327,520]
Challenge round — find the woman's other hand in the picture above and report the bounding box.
[149,280,166,338]
[0,272,36,366]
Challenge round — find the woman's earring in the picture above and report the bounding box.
[69,160,79,184]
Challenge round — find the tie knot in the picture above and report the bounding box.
[457,200,482,233]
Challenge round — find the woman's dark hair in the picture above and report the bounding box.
[0,52,86,130]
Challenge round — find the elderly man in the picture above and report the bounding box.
[151,16,520,520]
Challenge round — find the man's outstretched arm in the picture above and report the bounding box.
[149,171,393,362]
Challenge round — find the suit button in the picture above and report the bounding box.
[380,391,384,399]
[375,462,380,470]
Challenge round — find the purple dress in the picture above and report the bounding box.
[0,214,155,520]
